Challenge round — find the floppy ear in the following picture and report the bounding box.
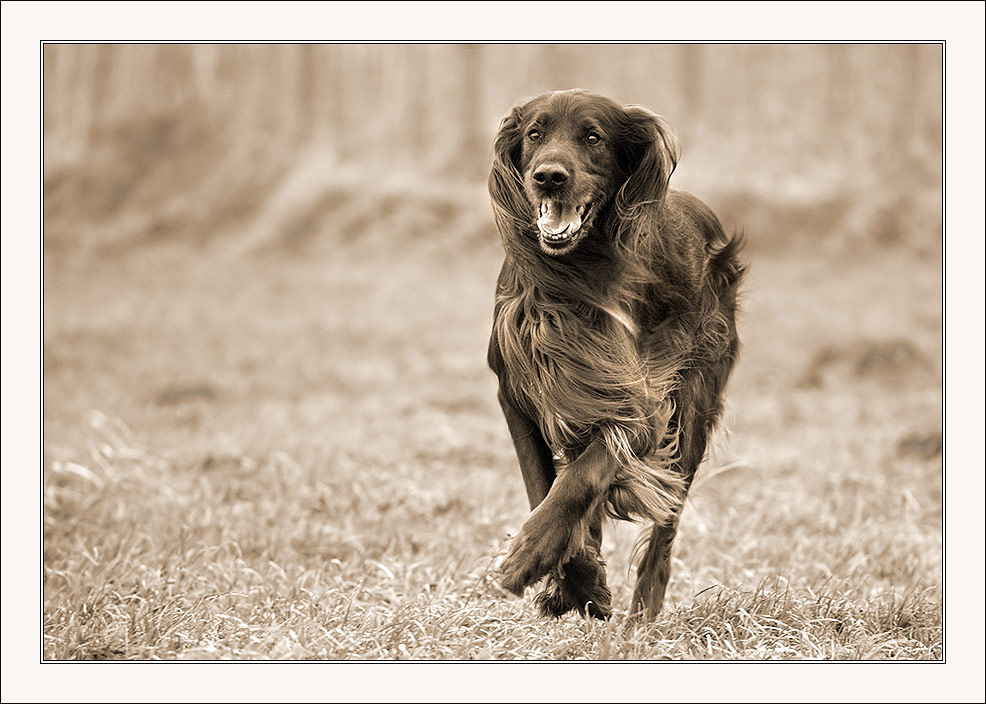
[614,106,680,217]
[488,101,531,234]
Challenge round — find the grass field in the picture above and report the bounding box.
[41,186,943,662]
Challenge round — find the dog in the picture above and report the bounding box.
[487,90,745,619]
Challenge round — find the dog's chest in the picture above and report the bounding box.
[494,290,650,450]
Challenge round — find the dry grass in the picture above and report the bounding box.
[41,192,943,664]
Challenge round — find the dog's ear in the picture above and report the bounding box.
[615,105,680,217]
[488,100,532,233]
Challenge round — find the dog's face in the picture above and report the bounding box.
[517,92,623,255]
[490,90,679,257]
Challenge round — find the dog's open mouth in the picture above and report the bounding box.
[537,201,592,250]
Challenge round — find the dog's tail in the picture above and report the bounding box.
[708,230,747,299]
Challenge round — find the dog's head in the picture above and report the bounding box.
[489,89,679,257]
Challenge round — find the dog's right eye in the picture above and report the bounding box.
[527,129,541,141]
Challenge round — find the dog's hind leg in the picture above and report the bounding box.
[630,377,725,617]
[630,405,712,618]
[630,517,681,618]
[499,438,618,599]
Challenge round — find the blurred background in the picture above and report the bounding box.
[43,43,941,252]
[42,44,943,659]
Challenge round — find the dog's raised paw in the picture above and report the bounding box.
[498,546,545,596]
[498,525,566,595]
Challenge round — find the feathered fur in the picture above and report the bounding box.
[487,90,745,619]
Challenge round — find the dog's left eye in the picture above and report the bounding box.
[586,132,601,145]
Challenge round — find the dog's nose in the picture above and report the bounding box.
[533,163,569,187]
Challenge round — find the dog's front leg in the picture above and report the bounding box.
[497,389,556,510]
[500,436,618,596]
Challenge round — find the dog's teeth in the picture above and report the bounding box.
[577,205,585,216]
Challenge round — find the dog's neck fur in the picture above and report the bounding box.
[500,226,622,296]
[490,196,717,524]
[491,222,684,522]
[493,221,660,454]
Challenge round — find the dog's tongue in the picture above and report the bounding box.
[538,201,582,236]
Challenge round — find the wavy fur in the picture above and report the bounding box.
[488,90,744,618]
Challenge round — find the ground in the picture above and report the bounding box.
[42,195,942,660]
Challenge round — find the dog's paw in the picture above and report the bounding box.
[499,540,553,596]
[534,551,612,620]
[561,550,612,620]
[533,577,570,617]
[498,519,571,596]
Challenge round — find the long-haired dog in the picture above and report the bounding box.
[487,90,745,619]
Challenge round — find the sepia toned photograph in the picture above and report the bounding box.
[39,39,944,661]
[4,3,978,696]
